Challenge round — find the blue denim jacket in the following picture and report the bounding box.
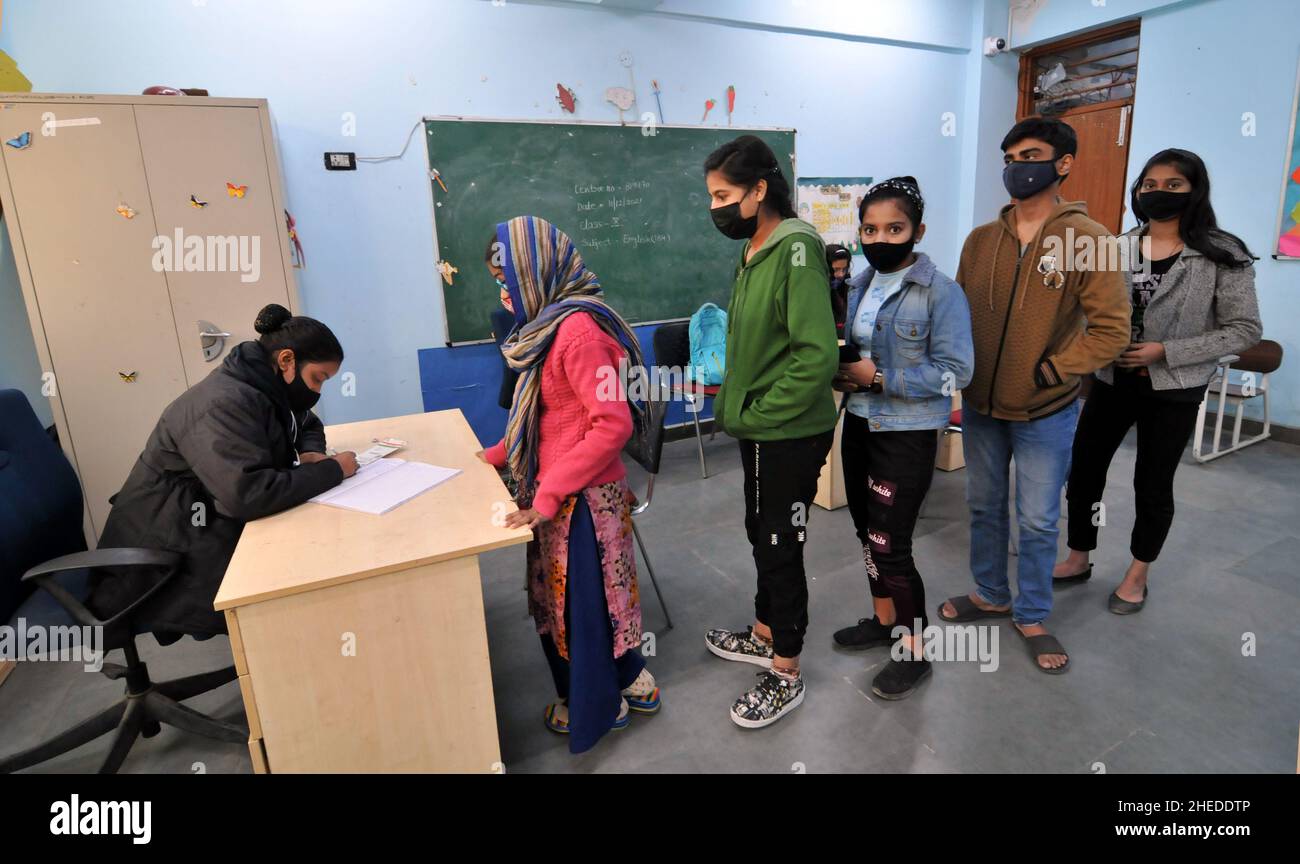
[843,251,975,430]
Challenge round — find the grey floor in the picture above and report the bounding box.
[5,427,1298,773]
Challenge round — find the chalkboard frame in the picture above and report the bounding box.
[423,115,797,346]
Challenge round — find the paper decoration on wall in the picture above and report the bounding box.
[189,194,208,208]
[430,168,449,193]
[651,80,665,123]
[285,209,305,269]
[555,83,577,114]
[796,177,874,254]
[726,85,736,125]
[118,371,138,383]
[437,260,458,286]
[226,182,248,198]
[1274,57,1300,258]
[605,87,635,125]
[0,50,33,92]
[607,50,637,126]
[115,203,136,219]
[701,99,716,124]
[4,132,31,150]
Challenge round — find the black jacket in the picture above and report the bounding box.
[90,341,344,640]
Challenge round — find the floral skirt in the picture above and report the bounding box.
[526,477,641,660]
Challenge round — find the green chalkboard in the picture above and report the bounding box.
[425,118,796,343]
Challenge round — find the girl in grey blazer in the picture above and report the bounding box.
[1055,149,1262,614]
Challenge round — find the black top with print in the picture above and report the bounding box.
[1121,250,1203,402]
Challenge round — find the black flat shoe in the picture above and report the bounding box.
[832,616,895,650]
[1053,563,1093,586]
[871,657,932,700]
[1108,585,1148,615]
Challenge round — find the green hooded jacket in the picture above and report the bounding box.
[713,217,839,441]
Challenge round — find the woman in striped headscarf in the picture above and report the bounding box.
[477,215,660,753]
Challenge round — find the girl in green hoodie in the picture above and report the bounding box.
[699,135,839,729]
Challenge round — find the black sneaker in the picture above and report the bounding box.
[730,669,805,728]
[832,616,896,650]
[870,657,932,700]
[705,626,774,668]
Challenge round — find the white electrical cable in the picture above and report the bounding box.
[356,119,423,163]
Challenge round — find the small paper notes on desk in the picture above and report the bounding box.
[309,458,461,515]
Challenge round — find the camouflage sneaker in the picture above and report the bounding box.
[730,669,805,729]
[704,626,774,668]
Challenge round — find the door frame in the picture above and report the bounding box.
[1016,19,1141,122]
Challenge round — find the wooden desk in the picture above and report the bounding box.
[215,409,531,773]
[814,402,847,511]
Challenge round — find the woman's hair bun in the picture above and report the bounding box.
[254,303,293,335]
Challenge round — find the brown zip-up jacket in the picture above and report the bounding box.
[956,200,1130,421]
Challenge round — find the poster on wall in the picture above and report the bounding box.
[1274,58,1300,259]
[797,176,873,254]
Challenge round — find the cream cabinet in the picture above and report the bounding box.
[0,94,300,539]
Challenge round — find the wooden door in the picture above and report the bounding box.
[1060,103,1133,233]
[134,104,293,385]
[0,103,188,536]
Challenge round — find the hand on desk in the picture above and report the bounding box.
[298,451,328,464]
[504,507,547,530]
[331,451,358,478]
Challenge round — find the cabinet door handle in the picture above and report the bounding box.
[197,320,231,361]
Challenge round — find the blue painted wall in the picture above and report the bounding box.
[0,219,51,427]
[0,0,973,445]
[3,0,1296,439]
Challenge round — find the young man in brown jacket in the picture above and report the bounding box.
[939,118,1129,674]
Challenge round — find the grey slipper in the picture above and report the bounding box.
[1018,630,1070,675]
[937,594,1012,623]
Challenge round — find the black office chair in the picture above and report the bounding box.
[652,322,720,479]
[622,393,673,631]
[0,390,247,774]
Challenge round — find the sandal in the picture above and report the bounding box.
[1017,628,1070,675]
[544,698,631,734]
[937,594,1011,623]
[1053,563,1093,586]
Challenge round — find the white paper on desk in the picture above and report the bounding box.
[309,458,461,514]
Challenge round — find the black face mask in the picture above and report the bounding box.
[284,361,321,413]
[863,239,915,272]
[1138,190,1190,222]
[710,189,759,240]
[1003,160,1062,200]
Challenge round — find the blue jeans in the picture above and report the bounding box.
[963,402,1079,626]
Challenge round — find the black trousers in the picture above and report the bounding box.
[841,414,938,634]
[1066,374,1201,563]
[740,429,834,659]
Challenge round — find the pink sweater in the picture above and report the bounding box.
[484,311,632,519]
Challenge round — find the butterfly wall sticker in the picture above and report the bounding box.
[226,182,248,198]
[118,371,138,383]
[4,131,31,149]
[190,194,208,208]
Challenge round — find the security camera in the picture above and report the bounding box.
[984,36,1008,57]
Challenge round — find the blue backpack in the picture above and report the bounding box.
[689,302,727,386]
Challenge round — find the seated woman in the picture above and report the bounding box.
[479,215,658,753]
[89,304,357,643]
